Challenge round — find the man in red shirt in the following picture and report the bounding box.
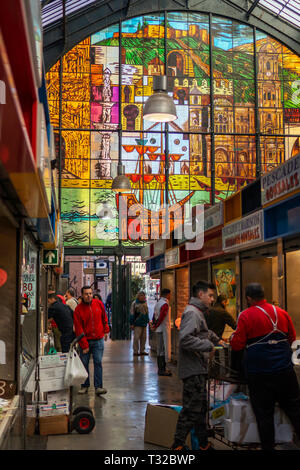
[230,282,300,450]
[73,285,110,396]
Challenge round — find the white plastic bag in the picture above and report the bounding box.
[64,349,88,387]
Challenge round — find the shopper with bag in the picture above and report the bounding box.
[73,286,110,396]
[230,283,300,451]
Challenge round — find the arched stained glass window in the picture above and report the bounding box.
[46,13,300,247]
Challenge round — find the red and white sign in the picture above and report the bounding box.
[261,153,300,206]
[222,210,264,252]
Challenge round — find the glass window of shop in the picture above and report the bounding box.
[21,237,38,362]
[175,267,189,323]
[241,256,279,310]
[286,251,300,337]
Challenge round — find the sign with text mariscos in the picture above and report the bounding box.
[261,153,300,206]
[222,210,264,252]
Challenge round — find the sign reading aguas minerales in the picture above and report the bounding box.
[222,210,264,252]
[261,153,300,206]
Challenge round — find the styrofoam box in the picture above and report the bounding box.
[229,399,291,426]
[39,366,66,381]
[39,402,69,417]
[224,418,260,443]
[39,376,66,392]
[47,389,69,404]
[224,419,293,444]
[229,399,256,423]
[39,354,68,369]
[275,424,294,443]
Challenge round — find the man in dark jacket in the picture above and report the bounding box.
[48,293,75,353]
[206,294,236,339]
[73,285,110,396]
[230,282,300,450]
[171,281,223,451]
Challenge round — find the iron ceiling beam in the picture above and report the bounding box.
[246,0,260,19]
[43,0,300,72]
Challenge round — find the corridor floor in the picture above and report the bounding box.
[34,339,299,451]
[47,339,187,451]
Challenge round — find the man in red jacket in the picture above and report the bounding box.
[73,285,110,396]
[230,283,300,450]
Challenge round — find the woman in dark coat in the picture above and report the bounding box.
[206,294,236,339]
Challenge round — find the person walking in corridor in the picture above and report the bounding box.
[150,288,172,377]
[130,291,149,356]
[73,285,110,396]
[171,281,222,451]
[230,282,300,451]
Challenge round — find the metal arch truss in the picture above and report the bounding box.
[43,0,300,72]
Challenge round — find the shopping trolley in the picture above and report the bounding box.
[68,333,96,434]
[206,345,261,450]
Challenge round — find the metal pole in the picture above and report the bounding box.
[253,27,261,178]
[209,13,215,205]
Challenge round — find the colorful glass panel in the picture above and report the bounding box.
[46,16,300,247]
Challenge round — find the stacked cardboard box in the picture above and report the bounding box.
[33,354,70,435]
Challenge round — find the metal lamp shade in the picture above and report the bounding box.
[143,91,177,122]
[111,164,131,192]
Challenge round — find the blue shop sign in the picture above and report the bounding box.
[146,254,165,273]
[264,193,300,240]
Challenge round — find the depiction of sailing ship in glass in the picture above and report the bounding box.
[122,134,193,209]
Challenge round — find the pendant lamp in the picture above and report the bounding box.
[143,76,177,123]
[111,163,131,192]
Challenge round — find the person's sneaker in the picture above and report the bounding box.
[199,442,214,451]
[78,387,89,394]
[170,442,189,450]
[158,370,172,376]
[95,387,107,395]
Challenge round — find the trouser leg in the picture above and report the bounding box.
[91,339,104,389]
[140,327,146,353]
[247,374,276,450]
[53,327,62,352]
[173,375,208,448]
[156,332,165,357]
[133,327,141,354]
[80,346,91,388]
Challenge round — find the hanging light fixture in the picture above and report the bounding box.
[143,76,177,122]
[111,163,131,192]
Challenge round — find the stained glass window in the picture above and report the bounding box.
[46,14,300,247]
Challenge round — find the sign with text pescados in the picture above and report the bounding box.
[261,153,300,206]
[222,210,264,252]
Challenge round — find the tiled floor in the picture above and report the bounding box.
[47,339,184,450]
[27,339,300,451]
